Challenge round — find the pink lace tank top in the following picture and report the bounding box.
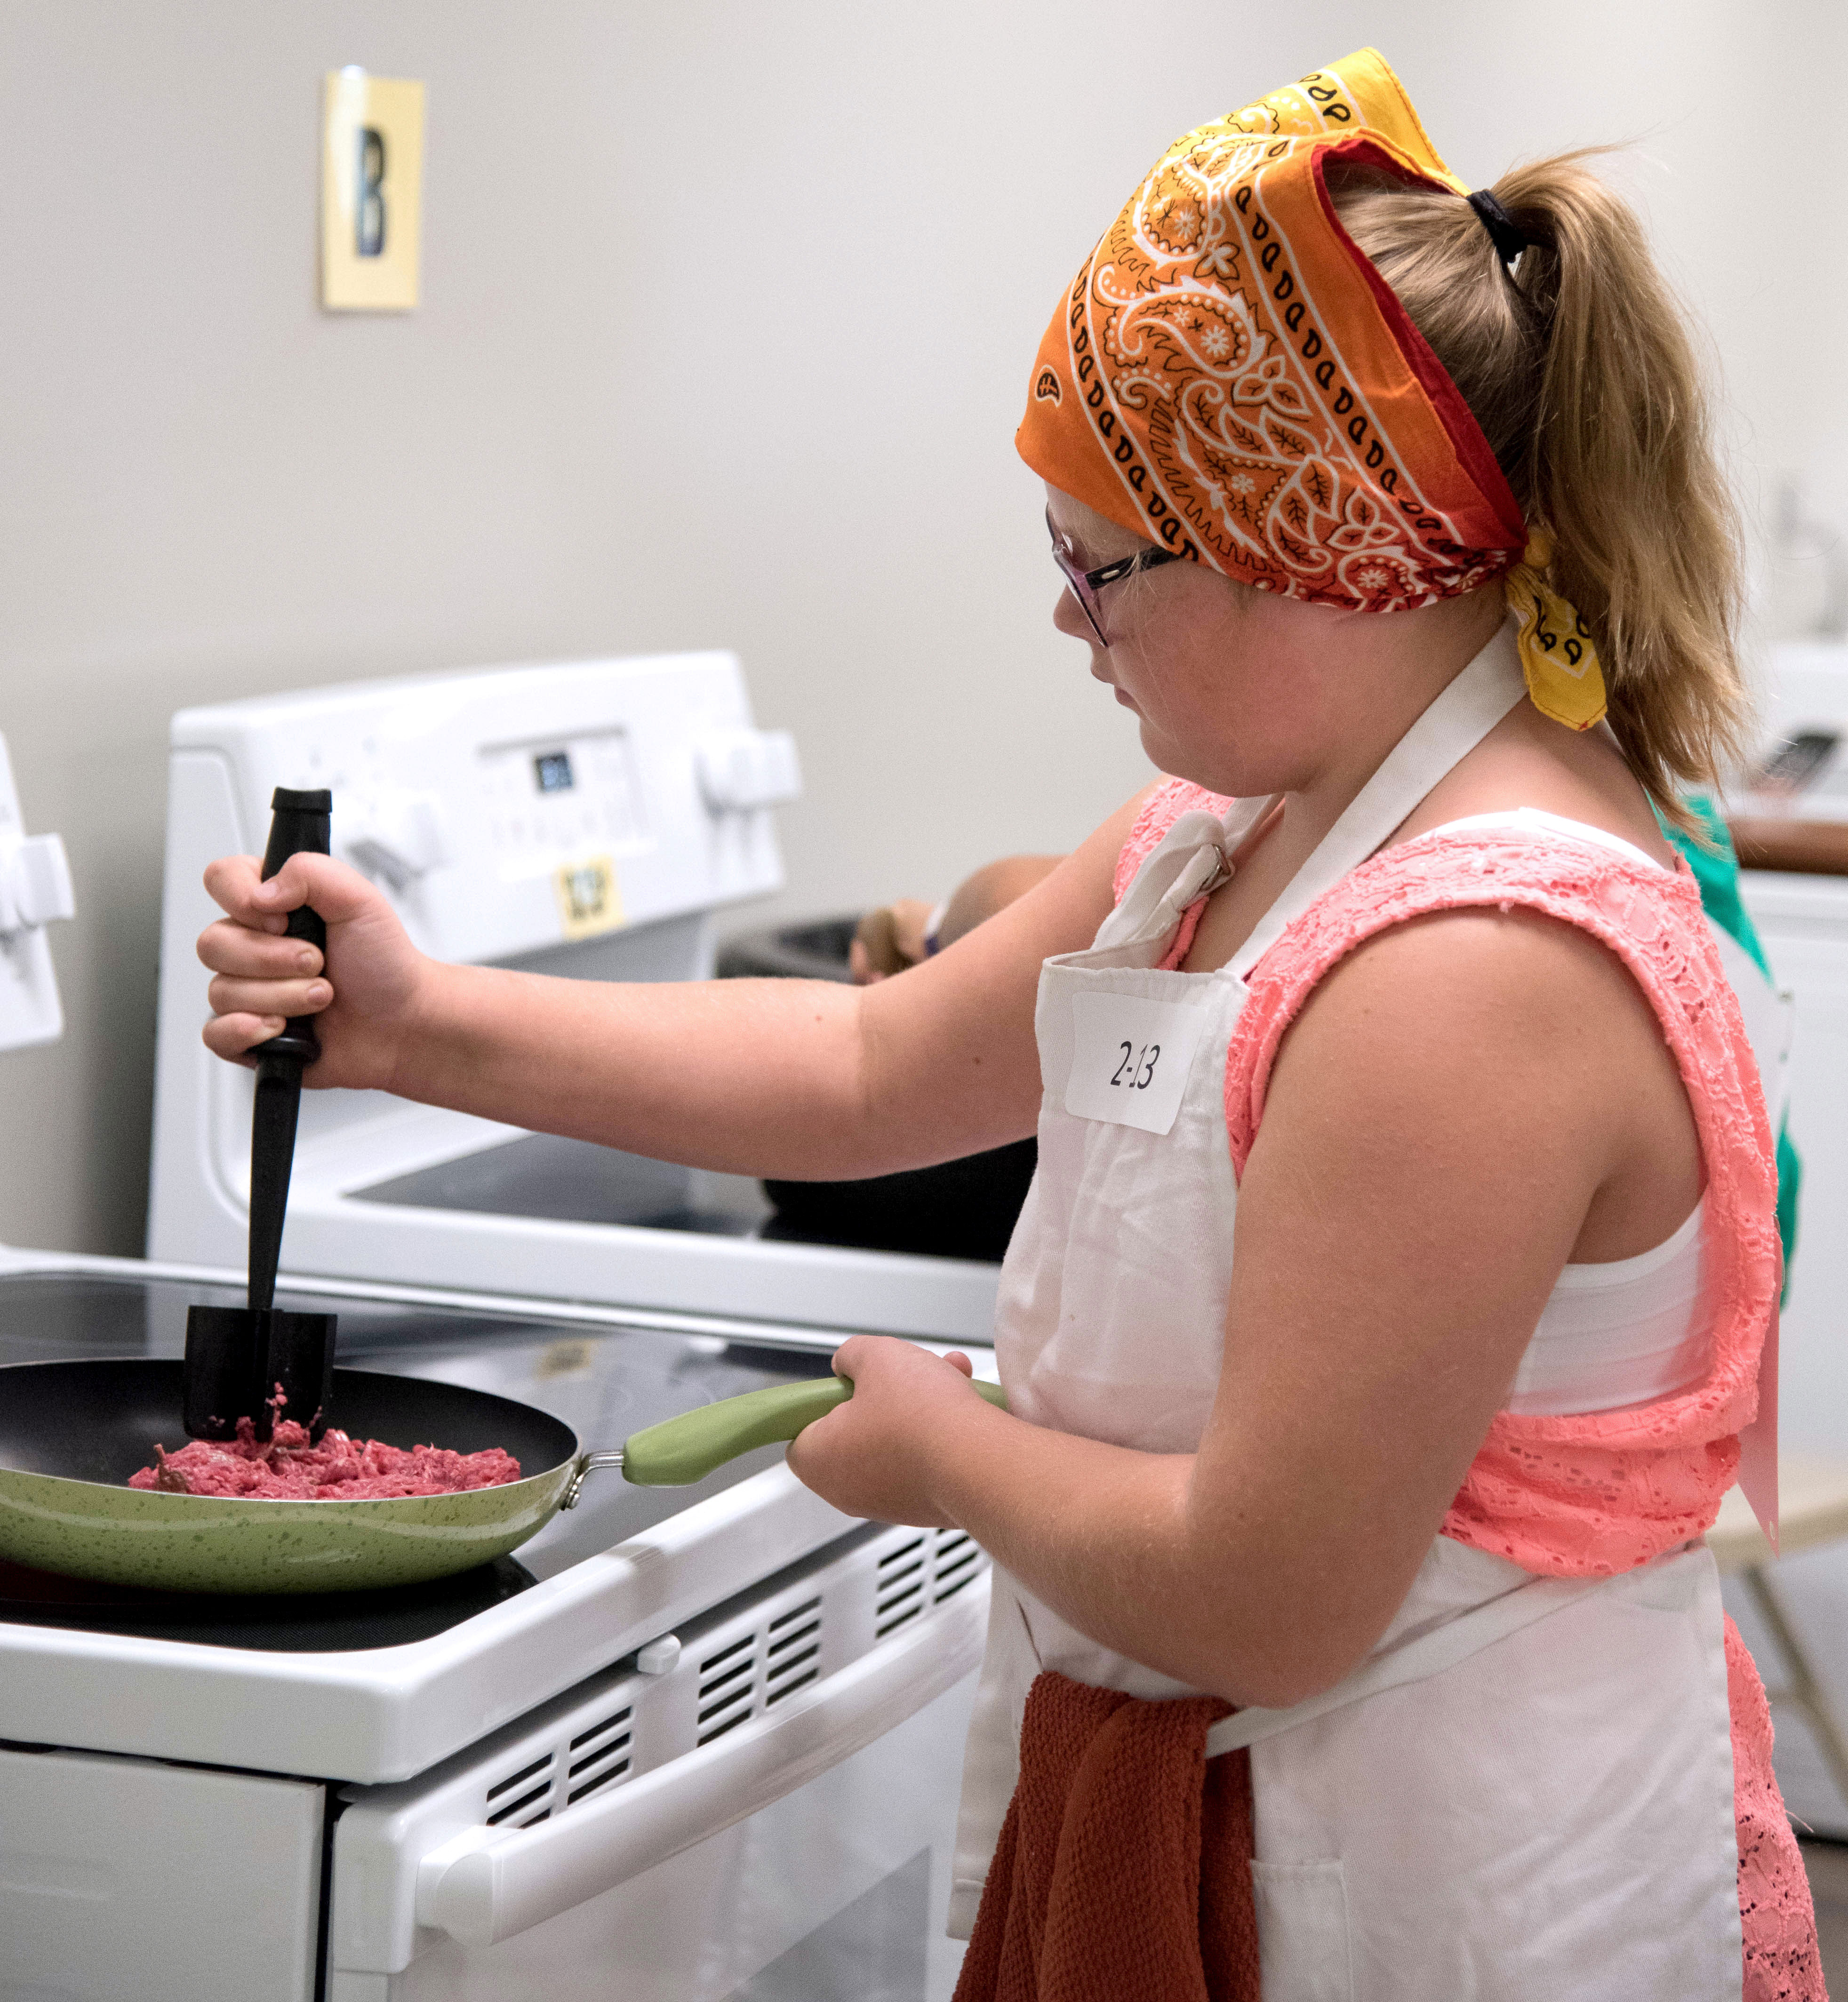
[1114,778,1820,2000]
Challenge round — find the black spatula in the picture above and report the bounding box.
[183,788,338,1443]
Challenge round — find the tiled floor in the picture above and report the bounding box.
[1803,1842,1848,1989]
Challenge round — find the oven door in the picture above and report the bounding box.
[330,1524,989,2001]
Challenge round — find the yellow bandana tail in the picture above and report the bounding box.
[1504,533,1607,732]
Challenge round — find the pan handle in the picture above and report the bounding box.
[560,1451,627,1510]
[611,1373,1008,1489]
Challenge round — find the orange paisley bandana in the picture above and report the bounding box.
[1019,48,1607,727]
[1020,48,1524,615]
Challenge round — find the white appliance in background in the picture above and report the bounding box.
[0,1244,989,2001]
[0,730,75,1051]
[145,655,1000,1342]
[1725,641,1848,1835]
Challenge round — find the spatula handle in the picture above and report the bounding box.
[620,1374,1008,1487]
[257,786,332,1067]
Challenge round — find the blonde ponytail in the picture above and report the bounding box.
[1328,151,1749,820]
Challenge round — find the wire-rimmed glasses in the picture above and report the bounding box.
[1047,508,1184,644]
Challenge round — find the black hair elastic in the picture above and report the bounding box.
[1467,189,1529,270]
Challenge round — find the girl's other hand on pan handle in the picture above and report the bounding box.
[197,853,432,1092]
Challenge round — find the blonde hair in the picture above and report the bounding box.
[1327,151,1749,820]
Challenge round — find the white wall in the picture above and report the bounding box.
[2,0,1842,1255]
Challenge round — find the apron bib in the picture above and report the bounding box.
[950,625,1742,2001]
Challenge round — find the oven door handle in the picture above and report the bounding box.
[415,1567,991,1950]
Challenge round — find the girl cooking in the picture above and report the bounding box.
[195,48,1819,2001]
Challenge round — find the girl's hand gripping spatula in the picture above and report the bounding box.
[182,788,338,1444]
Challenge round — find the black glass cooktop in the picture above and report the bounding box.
[353,1134,774,1237]
[350,1129,1036,1262]
[0,1268,833,1654]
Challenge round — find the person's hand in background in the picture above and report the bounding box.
[849,856,1064,983]
[849,898,938,982]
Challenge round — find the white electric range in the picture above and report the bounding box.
[0,1245,989,2002]
[144,653,1002,1343]
[2,711,988,1999]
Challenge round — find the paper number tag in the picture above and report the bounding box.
[1064,992,1211,1135]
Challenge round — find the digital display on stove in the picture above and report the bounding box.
[533,750,575,794]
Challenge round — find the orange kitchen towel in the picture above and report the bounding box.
[953,1669,1260,2002]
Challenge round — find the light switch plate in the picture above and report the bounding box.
[0,734,69,1054]
[320,69,425,312]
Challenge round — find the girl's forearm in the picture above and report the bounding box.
[389,962,900,1177]
[923,1405,1310,1708]
[332,798,1141,1180]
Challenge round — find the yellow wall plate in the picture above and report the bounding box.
[320,70,425,312]
[553,857,625,940]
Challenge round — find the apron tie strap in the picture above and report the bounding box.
[1201,1562,1637,1758]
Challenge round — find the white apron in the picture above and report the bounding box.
[950,627,1742,2002]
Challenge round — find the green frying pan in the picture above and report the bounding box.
[0,1359,1006,1596]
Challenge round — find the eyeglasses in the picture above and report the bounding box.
[1047,508,1184,645]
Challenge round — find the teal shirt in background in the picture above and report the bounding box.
[1660,798,1801,1276]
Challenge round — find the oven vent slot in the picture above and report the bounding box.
[570,1703,633,1753]
[565,1703,634,1807]
[766,1595,823,1706]
[697,1630,759,1744]
[567,1765,629,1807]
[485,1748,556,1827]
[876,1535,928,1636]
[934,1529,981,1602]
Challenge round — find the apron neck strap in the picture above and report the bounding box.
[1228,622,1526,980]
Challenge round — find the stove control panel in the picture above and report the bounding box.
[165,653,799,966]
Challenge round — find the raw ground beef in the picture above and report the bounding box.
[129,1415,522,1500]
